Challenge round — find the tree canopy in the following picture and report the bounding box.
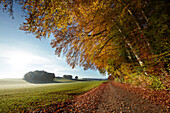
[1,0,169,90]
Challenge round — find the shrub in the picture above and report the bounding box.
[147,76,165,91]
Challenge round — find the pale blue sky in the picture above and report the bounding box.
[0,5,107,79]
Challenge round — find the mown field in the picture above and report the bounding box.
[0,79,104,112]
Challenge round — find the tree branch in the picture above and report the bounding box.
[97,36,114,55]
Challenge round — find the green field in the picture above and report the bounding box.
[0,79,104,112]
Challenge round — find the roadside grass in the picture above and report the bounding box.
[0,79,104,112]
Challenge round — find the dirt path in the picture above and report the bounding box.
[70,81,168,113]
[34,81,169,113]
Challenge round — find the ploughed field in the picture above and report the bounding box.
[0,79,103,112]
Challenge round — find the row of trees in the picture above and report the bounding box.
[1,0,169,90]
[63,75,78,80]
[63,75,73,79]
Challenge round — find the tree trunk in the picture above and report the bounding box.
[118,28,148,76]
[141,10,149,23]
[126,47,132,60]
[127,9,152,54]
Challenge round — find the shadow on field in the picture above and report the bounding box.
[25,80,77,84]
[25,79,104,84]
[24,79,85,84]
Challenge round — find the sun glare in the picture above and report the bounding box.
[8,51,46,69]
[8,52,33,68]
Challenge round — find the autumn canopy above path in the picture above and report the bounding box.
[1,0,169,90]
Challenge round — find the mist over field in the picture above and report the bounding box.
[0,79,55,89]
[0,78,79,89]
[0,78,104,112]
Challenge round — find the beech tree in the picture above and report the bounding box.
[1,0,169,89]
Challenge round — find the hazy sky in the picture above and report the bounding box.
[0,5,107,79]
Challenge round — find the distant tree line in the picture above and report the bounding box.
[24,70,55,82]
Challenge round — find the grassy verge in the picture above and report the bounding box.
[0,80,103,112]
